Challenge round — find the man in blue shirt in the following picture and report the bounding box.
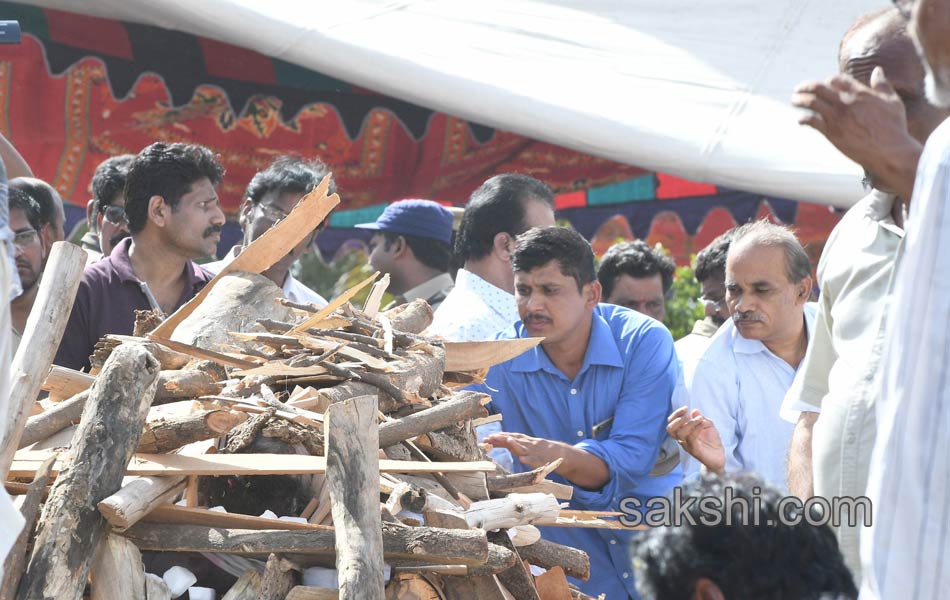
[480,226,680,600]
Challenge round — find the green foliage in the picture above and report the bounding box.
[666,262,705,341]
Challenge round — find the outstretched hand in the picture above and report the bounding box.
[792,67,921,200]
[667,406,725,475]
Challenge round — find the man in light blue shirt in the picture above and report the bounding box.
[479,226,680,600]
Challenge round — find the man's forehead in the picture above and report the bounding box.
[515,261,568,283]
[726,245,787,278]
[9,207,29,228]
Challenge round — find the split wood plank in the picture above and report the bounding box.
[98,476,187,532]
[10,451,497,478]
[442,338,543,372]
[150,177,339,339]
[290,271,379,335]
[0,241,86,475]
[89,534,147,600]
[141,505,334,531]
[42,365,95,400]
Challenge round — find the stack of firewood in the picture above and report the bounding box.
[1,179,621,600]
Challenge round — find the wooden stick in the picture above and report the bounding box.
[18,343,161,600]
[145,573,172,600]
[518,539,590,581]
[221,570,262,600]
[41,365,95,400]
[0,455,55,598]
[258,553,297,600]
[286,587,339,600]
[18,389,89,449]
[377,391,488,448]
[89,534,147,600]
[488,530,541,600]
[487,459,563,492]
[381,299,432,334]
[325,395,384,599]
[464,493,561,530]
[0,241,86,475]
[120,523,490,565]
[97,476,188,532]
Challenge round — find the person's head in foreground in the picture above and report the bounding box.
[631,472,858,600]
[725,220,812,345]
[597,239,675,322]
[512,226,600,348]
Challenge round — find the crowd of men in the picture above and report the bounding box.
[1,0,949,598]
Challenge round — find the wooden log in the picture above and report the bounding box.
[325,395,384,599]
[415,420,482,462]
[20,390,87,448]
[145,573,172,600]
[41,365,95,401]
[518,539,590,581]
[0,241,86,474]
[97,476,188,532]
[385,347,445,401]
[0,455,55,599]
[89,534,147,600]
[221,570,262,600]
[383,573,440,599]
[121,523,489,565]
[382,299,432,334]
[487,460,562,493]
[156,369,224,401]
[18,343,161,600]
[439,575,509,600]
[258,553,297,600]
[488,530,540,600]
[464,493,561,530]
[100,335,192,370]
[377,391,487,448]
[286,587,339,600]
[137,409,246,454]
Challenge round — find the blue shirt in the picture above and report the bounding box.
[474,304,681,600]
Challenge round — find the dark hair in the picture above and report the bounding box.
[9,177,62,227]
[92,154,135,209]
[381,231,451,272]
[597,240,675,299]
[245,155,335,206]
[511,227,595,292]
[9,186,42,231]
[455,173,554,263]
[631,472,858,600]
[730,220,812,283]
[694,230,733,283]
[124,142,225,234]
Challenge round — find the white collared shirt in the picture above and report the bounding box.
[426,268,519,341]
[204,246,328,308]
[687,303,817,488]
[861,118,950,600]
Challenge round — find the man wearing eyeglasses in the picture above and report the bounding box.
[7,186,44,354]
[204,156,329,307]
[80,154,134,265]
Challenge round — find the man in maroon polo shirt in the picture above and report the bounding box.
[55,142,226,372]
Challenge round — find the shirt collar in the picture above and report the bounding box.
[403,272,454,304]
[510,307,624,375]
[109,237,208,289]
[864,190,905,238]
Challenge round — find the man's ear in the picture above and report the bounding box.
[38,223,54,254]
[493,232,514,263]
[85,199,97,232]
[148,195,169,228]
[391,235,408,259]
[585,280,602,308]
[797,276,813,304]
[238,199,252,230]
[692,578,725,600]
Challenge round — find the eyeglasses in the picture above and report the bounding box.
[12,229,39,248]
[893,0,915,19]
[701,296,726,312]
[101,204,129,226]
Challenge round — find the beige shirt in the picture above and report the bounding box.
[783,190,903,575]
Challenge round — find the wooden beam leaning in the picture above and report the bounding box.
[0,241,86,474]
[120,523,490,566]
[325,395,384,599]
[18,343,161,600]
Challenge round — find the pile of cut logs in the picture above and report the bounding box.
[0,180,623,600]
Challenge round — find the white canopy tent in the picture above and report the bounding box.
[24,0,884,207]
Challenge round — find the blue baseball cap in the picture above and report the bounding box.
[355,199,454,244]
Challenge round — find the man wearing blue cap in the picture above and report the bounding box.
[356,199,455,311]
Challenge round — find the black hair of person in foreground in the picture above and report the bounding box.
[631,472,857,600]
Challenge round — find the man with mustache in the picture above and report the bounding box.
[668,220,815,489]
[80,154,134,265]
[7,186,44,354]
[9,177,65,254]
[479,226,680,600]
[781,7,950,577]
[55,142,224,371]
[204,156,329,307]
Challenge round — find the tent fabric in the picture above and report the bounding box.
[16,0,879,207]
[0,2,842,263]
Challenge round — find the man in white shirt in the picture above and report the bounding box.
[783,7,950,577]
[427,173,556,341]
[355,199,455,311]
[205,156,329,307]
[668,220,815,489]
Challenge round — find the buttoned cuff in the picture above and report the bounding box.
[571,440,620,511]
